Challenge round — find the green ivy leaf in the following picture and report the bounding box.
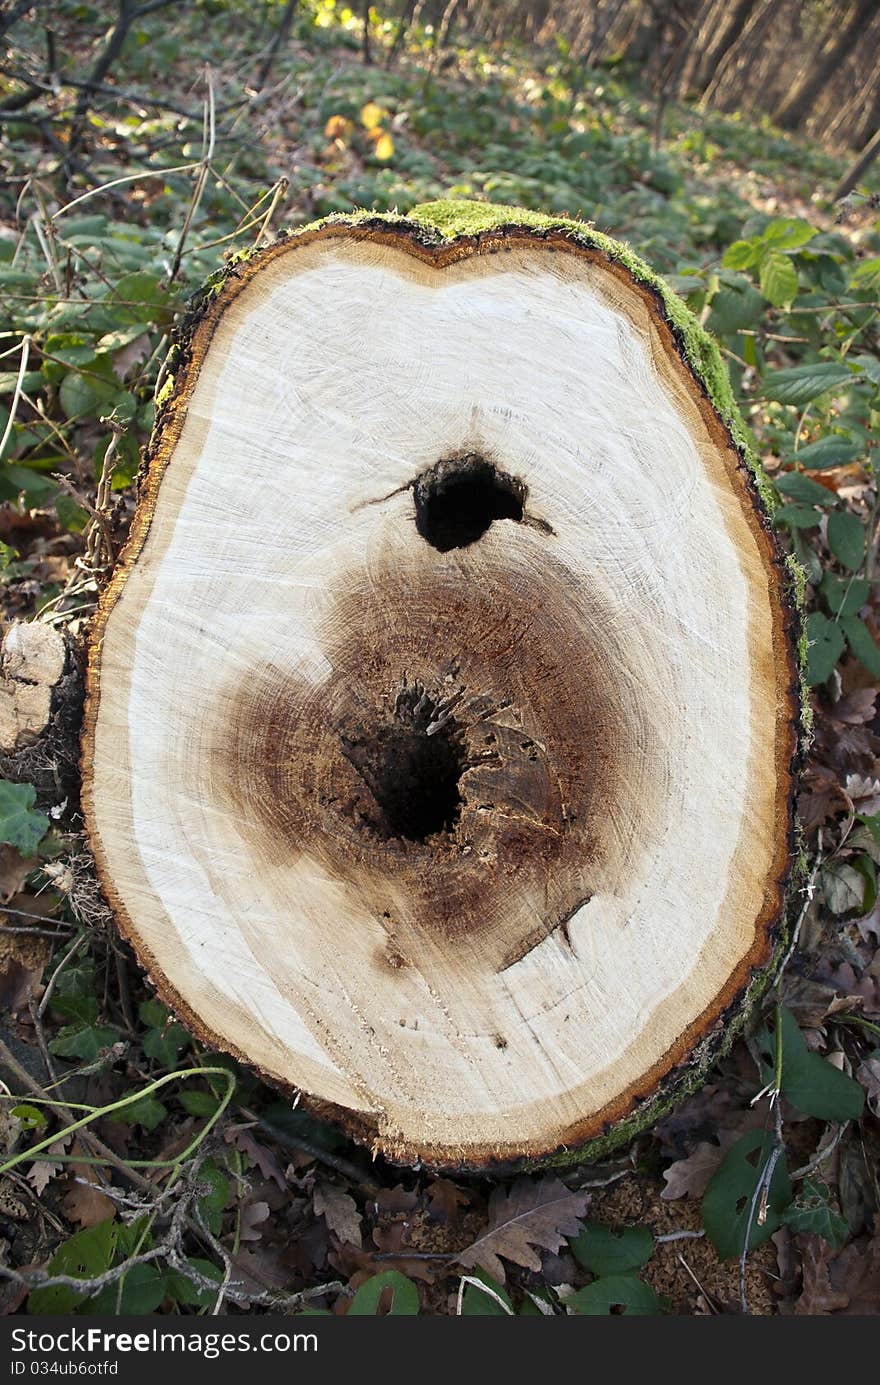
[805,611,845,685]
[827,510,865,571]
[0,780,49,855]
[702,1131,792,1259]
[49,1022,121,1061]
[781,1179,849,1249]
[567,1274,661,1315]
[568,1221,653,1275]
[763,362,855,405]
[349,1270,419,1315]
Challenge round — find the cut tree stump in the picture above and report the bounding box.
[82,202,805,1169]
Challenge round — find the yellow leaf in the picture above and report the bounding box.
[373,132,394,161]
[324,114,352,141]
[361,102,383,131]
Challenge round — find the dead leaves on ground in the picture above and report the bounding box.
[456,1178,589,1283]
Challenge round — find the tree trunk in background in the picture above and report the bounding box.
[691,0,759,92]
[774,0,875,130]
[255,0,298,90]
[835,122,880,198]
[699,0,775,111]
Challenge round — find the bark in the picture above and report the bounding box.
[255,0,298,90]
[774,0,876,131]
[691,0,760,95]
[835,122,880,199]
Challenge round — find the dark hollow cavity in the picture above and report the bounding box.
[414,454,526,552]
[340,685,468,843]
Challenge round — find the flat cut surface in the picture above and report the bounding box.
[85,229,794,1164]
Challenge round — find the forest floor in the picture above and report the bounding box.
[0,1,879,1317]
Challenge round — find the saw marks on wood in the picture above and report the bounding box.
[83,225,797,1165]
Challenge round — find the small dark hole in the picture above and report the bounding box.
[414,454,525,552]
[341,686,467,843]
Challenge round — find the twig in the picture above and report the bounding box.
[240,1106,381,1193]
[0,334,31,462]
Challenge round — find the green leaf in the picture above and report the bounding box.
[827,510,865,571]
[805,612,845,685]
[177,1090,220,1117]
[11,1103,47,1130]
[460,1269,514,1315]
[167,1258,223,1308]
[763,362,855,405]
[774,472,836,506]
[568,1221,653,1275]
[781,1179,848,1249]
[91,1262,167,1315]
[791,436,861,470]
[567,1274,661,1316]
[760,251,799,308]
[842,616,880,678]
[28,1220,117,1315]
[197,1158,231,1236]
[702,1131,791,1259]
[141,1002,189,1066]
[761,218,817,251]
[349,1270,419,1315]
[774,504,823,530]
[820,573,869,618]
[722,239,761,271]
[777,1007,865,1121]
[108,1094,167,1132]
[0,780,49,854]
[58,368,118,421]
[49,1022,120,1061]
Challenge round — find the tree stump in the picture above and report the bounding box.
[82,202,805,1169]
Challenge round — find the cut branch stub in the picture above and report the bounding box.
[82,204,803,1170]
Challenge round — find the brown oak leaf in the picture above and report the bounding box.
[62,1150,115,1228]
[456,1177,588,1283]
[314,1183,362,1249]
[426,1178,469,1224]
[794,1235,849,1315]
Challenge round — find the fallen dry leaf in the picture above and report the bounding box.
[28,1133,72,1196]
[225,1124,286,1190]
[239,1199,270,1243]
[62,1147,116,1228]
[661,1141,726,1201]
[426,1178,469,1224]
[457,1177,589,1283]
[794,1235,850,1315]
[314,1183,362,1249]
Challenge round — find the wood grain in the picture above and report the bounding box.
[82,220,800,1168]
